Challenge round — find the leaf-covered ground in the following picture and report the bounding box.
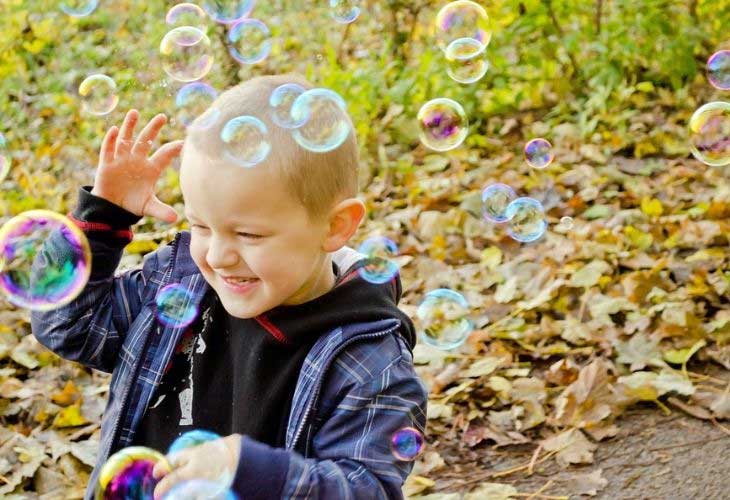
[1,0,730,497]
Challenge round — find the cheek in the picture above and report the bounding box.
[189,239,210,271]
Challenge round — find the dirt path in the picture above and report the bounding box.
[425,405,730,499]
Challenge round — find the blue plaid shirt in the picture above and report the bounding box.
[32,228,427,499]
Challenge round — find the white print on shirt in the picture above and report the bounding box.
[150,394,166,409]
[177,302,213,426]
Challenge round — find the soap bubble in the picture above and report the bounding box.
[227,19,272,64]
[524,138,554,169]
[166,3,208,31]
[60,0,98,17]
[357,236,399,285]
[504,197,547,243]
[707,50,730,91]
[221,116,271,167]
[160,26,214,82]
[435,0,491,52]
[269,83,307,129]
[481,183,517,223]
[291,88,352,153]
[688,101,730,167]
[202,0,254,24]
[78,74,119,116]
[558,216,574,231]
[391,427,424,461]
[168,429,221,455]
[416,288,472,350]
[417,98,468,152]
[445,37,488,84]
[175,82,218,128]
[0,210,91,311]
[330,0,361,24]
[0,133,10,182]
[96,446,170,500]
[155,283,199,328]
[164,479,238,500]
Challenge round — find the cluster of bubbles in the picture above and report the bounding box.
[97,430,238,499]
[155,283,199,329]
[0,211,91,311]
[481,183,548,243]
[417,1,493,152]
[689,50,730,167]
[219,84,352,168]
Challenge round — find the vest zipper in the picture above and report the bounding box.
[289,325,400,451]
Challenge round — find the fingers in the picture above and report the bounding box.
[153,466,193,500]
[99,126,119,166]
[132,113,167,157]
[144,196,178,224]
[149,140,185,170]
[115,109,139,157]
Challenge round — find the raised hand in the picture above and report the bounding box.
[90,109,184,224]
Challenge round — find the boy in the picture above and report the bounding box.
[31,74,427,499]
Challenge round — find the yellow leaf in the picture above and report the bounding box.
[51,380,80,407]
[53,402,88,428]
[636,81,655,92]
[125,239,159,255]
[624,226,653,250]
[640,197,663,217]
[634,140,658,159]
[480,246,502,270]
[663,339,707,364]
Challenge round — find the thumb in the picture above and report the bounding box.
[144,196,178,224]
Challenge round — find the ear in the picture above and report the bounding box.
[322,197,366,252]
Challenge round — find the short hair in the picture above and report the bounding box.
[184,74,359,219]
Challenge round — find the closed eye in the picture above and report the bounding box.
[238,232,263,239]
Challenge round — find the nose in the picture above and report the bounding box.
[205,234,240,271]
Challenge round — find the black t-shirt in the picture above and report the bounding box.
[131,290,323,452]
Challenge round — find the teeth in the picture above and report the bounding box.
[225,277,254,284]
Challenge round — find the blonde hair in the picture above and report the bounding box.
[185,74,359,219]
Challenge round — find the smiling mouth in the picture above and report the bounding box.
[221,276,260,292]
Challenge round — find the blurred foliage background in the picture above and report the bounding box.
[2,0,730,496]
[1,0,729,228]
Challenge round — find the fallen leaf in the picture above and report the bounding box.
[541,428,597,467]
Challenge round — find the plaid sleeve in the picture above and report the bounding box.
[233,337,428,499]
[30,186,169,373]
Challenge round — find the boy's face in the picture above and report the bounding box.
[179,144,334,319]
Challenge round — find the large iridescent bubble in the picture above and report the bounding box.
[291,88,351,153]
[445,37,488,84]
[60,0,98,17]
[0,210,91,311]
[168,429,221,455]
[417,98,468,152]
[160,27,214,83]
[435,0,491,52]
[707,50,730,91]
[166,3,208,31]
[416,288,472,350]
[524,138,554,169]
[357,236,399,285]
[202,0,254,24]
[391,427,424,461]
[269,83,307,129]
[329,0,361,24]
[79,74,119,116]
[155,283,199,328]
[221,115,271,167]
[504,197,547,243]
[481,183,517,223]
[227,19,272,65]
[688,101,730,167]
[95,446,170,500]
[175,82,218,129]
